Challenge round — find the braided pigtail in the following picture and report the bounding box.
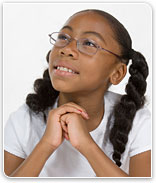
[80,9,149,167]
[26,50,59,121]
[109,50,149,166]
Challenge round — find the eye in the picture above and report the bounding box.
[83,39,97,47]
[58,33,68,40]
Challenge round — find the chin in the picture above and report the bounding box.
[51,79,75,93]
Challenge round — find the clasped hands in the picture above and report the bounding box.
[41,102,93,153]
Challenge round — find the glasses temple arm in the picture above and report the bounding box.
[101,48,123,59]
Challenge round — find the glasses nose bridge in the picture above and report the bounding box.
[66,36,79,50]
[69,36,78,44]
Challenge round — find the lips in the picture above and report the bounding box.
[53,61,80,74]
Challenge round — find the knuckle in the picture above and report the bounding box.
[66,102,79,108]
[49,109,56,115]
[48,109,57,118]
[60,104,71,111]
[62,103,70,107]
[71,113,79,118]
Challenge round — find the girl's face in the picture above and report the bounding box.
[49,11,124,94]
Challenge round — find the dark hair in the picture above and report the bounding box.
[26,9,149,167]
[26,50,59,121]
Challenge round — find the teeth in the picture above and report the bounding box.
[56,66,76,74]
[68,69,73,73]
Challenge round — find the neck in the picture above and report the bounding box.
[58,91,106,132]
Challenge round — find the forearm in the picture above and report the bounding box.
[81,140,129,177]
[11,140,54,177]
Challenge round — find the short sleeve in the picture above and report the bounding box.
[4,106,28,159]
[129,107,151,157]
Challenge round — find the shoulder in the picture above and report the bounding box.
[6,104,30,126]
[105,91,151,135]
[4,104,46,158]
[7,103,36,123]
[5,103,45,134]
[9,103,31,119]
[131,104,151,134]
[5,103,46,148]
[128,105,151,156]
[105,91,151,156]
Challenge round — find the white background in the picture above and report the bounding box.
[1,0,154,183]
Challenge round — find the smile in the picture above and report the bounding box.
[55,66,78,74]
[53,66,79,77]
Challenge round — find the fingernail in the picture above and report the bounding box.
[82,111,89,119]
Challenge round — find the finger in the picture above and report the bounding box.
[61,104,89,119]
[65,102,88,114]
[60,113,70,125]
[63,131,69,141]
[60,120,68,133]
[57,105,89,119]
[65,102,87,110]
[77,109,89,119]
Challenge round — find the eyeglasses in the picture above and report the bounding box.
[48,32,122,59]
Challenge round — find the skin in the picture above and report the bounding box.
[4,11,151,177]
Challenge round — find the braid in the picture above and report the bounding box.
[76,9,149,167]
[26,50,59,122]
[109,49,149,166]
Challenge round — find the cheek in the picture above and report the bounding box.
[81,57,114,86]
[80,68,108,90]
[48,48,61,81]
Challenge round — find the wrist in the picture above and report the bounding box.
[79,136,96,155]
[38,138,56,157]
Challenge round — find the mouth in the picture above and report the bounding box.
[54,65,79,74]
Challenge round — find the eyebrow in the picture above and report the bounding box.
[61,25,73,31]
[82,31,107,45]
[61,25,107,45]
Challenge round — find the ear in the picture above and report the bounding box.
[109,63,127,85]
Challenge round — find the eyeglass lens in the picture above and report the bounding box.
[50,32,97,55]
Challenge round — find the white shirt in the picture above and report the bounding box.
[4,91,151,177]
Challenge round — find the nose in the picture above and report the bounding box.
[58,40,79,59]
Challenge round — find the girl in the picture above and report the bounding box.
[4,9,151,177]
